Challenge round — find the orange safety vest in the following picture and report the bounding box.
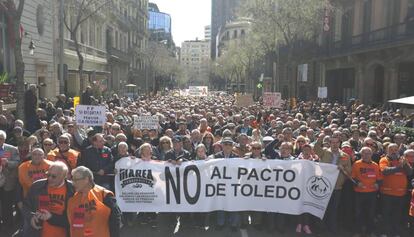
[67,186,112,237]
[379,157,408,197]
[41,185,68,237]
[18,160,52,198]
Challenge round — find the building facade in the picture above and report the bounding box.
[148,2,173,47]
[205,25,211,40]
[62,0,148,96]
[216,20,250,92]
[211,0,241,59]
[1,0,58,100]
[180,39,210,85]
[318,0,414,104]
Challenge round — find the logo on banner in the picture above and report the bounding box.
[119,169,154,188]
[306,176,332,200]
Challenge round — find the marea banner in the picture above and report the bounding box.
[115,158,339,219]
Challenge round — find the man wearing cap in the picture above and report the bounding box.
[209,137,240,231]
[165,136,191,162]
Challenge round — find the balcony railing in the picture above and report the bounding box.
[319,20,414,57]
[108,46,130,63]
[65,39,107,59]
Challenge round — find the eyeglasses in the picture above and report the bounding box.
[72,177,86,182]
[46,173,58,179]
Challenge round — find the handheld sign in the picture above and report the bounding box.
[318,87,328,99]
[134,116,159,130]
[263,92,282,108]
[235,94,254,107]
[73,96,80,108]
[75,105,106,126]
[188,86,208,97]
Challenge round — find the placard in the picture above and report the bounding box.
[73,96,80,108]
[235,94,254,107]
[75,105,106,126]
[188,86,208,96]
[318,87,328,99]
[263,92,282,108]
[134,116,159,130]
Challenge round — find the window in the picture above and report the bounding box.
[233,30,238,39]
[89,21,95,47]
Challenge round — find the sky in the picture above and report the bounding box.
[150,0,211,47]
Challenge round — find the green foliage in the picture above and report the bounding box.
[239,0,331,52]
[0,72,9,84]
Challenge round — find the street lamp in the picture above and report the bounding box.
[25,32,35,55]
[28,39,36,55]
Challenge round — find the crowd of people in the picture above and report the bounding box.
[0,90,414,237]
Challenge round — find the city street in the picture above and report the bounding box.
[118,215,353,237]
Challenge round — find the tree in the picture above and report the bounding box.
[212,31,265,93]
[240,0,332,96]
[63,0,112,95]
[0,0,25,119]
[140,41,180,94]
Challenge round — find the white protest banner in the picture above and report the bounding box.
[134,116,159,130]
[188,86,208,96]
[115,158,339,219]
[318,87,328,98]
[75,105,106,126]
[235,94,254,107]
[263,92,282,108]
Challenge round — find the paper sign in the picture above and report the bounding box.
[263,92,282,108]
[318,87,328,99]
[75,105,106,126]
[73,96,80,108]
[134,116,159,130]
[188,86,208,96]
[235,94,254,107]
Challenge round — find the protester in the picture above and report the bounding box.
[22,161,75,237]
[77,133,114,189]
[379,143,413,237]
[351,146,382,237]
[47,134,79,179]
[67,166,121,237]
[0,129,20,232]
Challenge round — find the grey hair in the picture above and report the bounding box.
[118,141,128,150]
[404,149,414,156]
[0,130,6,140]
[72,166,94,184]
[49,161,69,178]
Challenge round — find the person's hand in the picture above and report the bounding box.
[97,169,105,176]
[373,183,379,190]
[176,159,183,166]
[114,169,118,175]
[38,209,52,221]
[17,201,23,210]
[244,156,249,159]
[357,182,365,189]
[261,157,267,161]
[30,215,42,230]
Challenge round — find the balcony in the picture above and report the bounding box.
[107,46,130,63]
[319,20,414,58]
[65,39,107,60]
